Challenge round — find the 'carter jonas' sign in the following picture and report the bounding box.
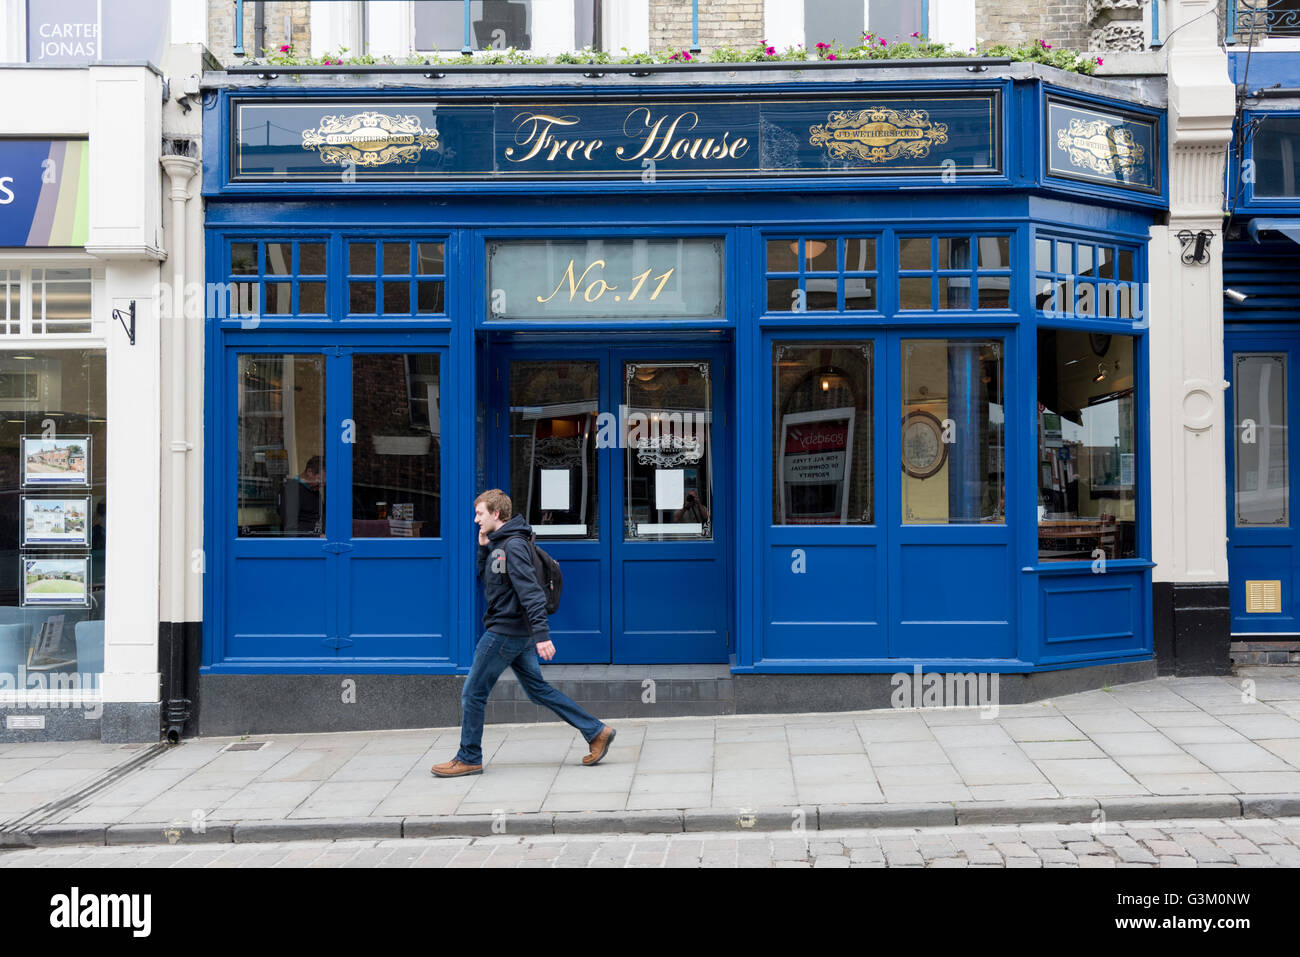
[230,94,1001,182]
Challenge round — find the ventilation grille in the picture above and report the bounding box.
[1246,580,1283,614]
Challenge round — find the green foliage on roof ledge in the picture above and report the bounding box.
[245,36,1103,75]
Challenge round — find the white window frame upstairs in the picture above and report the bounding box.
[766,0,976,55]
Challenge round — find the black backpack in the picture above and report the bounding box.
[529,533,562,615]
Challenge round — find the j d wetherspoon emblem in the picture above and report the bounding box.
[809,108,949,164]
[302,111,440,168]
[1055,118,1144,176]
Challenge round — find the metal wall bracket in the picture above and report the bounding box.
[112,301,136,345]
[1177,229,1213,266]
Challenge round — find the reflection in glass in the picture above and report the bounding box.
[349,243,377,275]
[510,361,598,538]
[352,354,441,537]
[417,243,445,274]
[766,240,797,273]
[1037,331,1137,559]
[237,355,326,537]
[624,361,712,540]
[901,339,1004,524]
[773,342,873,524]
[1234,353,1288,527]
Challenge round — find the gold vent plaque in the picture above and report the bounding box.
[1246,580,1282,614]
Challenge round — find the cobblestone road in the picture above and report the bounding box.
[4,817,1300,867]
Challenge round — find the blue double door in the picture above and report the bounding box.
[489,343,730,663]
[1226,329,1300,632]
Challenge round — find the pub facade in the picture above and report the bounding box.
[197,62,1168,732]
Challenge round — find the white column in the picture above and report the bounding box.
[1150,0,1234,585]
[83,67,164,713]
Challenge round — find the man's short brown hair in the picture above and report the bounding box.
[474,489,512,520]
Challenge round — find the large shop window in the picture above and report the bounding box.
[237,355,327,537]
[772,341,874,524]
[1037,330,1138,560]
[901,339,1004,524]
[0,350,106,695]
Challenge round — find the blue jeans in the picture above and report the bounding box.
[455,631,606,766]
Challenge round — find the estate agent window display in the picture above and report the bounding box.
[0,348,106,690]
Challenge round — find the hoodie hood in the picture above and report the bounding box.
[488,513,532,542]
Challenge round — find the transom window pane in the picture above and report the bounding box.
[237,355,326,537]
[765,236,878,313]
[901,339,1004,524]
[32,268,92,334]
[1234,352,1288,527]
[773,341,873,524]
[1038,331,1138,559]
[624,361,712,540]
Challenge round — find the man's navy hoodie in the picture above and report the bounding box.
[477,514,550,640]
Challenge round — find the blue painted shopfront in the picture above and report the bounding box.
[201,72,1163,676]
[1223,52,1300,635]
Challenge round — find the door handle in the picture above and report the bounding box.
[323,542,353,554]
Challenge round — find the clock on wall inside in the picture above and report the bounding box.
[902,410,947,479]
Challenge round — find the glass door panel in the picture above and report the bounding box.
[509,360,599,539]
[351,353,442,538]
[773,341,874,525]
[1234,352,1288,527]
[900,339,1005,525]
[236,354,327,537]
[623,360,713,540]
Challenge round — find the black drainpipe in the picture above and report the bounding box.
[254,1,266,58]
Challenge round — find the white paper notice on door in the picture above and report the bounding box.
[655,469,685,511]
[540,469,569,510]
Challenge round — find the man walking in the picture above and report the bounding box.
[431,489,615,777]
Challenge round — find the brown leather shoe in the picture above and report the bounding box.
[430,758,483,777]
[582,726,616,766]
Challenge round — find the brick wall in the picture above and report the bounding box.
[649,0,764,54]
[977,0,1094,50]
[207,0,311,65]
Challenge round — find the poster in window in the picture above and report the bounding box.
[779,408,855,524]
[21,556,89,606]
[21,435,91,487]
[21,496,91,547]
